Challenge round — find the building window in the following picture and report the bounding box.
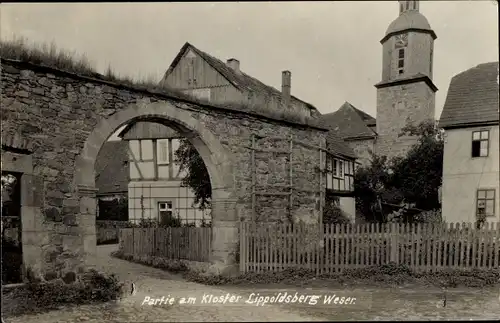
[471,130,489,157]
[157,139,169,165]
[338,160,344,177]
[476,189,495,222]
[326,158,332,189]
[158,201,174,225]
[140,140,154,161]
[398,48,405,74]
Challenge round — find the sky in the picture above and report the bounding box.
[1,1,498,121]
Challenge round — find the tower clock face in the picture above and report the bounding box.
[395,34,408,48]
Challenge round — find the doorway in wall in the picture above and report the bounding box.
[1,171,23,284]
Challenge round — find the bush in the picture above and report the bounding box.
[183,264,499,288]
[111,250,188,273]
[2,269,124,316]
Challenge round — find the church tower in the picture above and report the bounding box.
[375,0,438,158]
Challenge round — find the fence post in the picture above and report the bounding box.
[390,223,398,263]
[132,227,135,258]
[153,228,157,257]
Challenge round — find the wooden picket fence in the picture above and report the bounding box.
[239,222,500,274]
[118,227,212,262]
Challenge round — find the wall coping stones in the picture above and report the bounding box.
[1,58,329,131]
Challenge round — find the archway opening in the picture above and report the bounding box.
[76,101,238,270]
[116,118,213,228]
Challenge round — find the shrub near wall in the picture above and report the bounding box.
[2,269,124,317]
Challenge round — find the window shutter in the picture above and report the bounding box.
[157,139,169,164]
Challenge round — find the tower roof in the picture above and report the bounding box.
[385,11,432,36]
[381,1,436,43]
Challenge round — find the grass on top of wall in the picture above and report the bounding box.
[0,36,321,128]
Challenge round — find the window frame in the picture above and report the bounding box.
[397,48,405,74]
[476,189,496,219]
[471,130,489,158]
[158,201,174,222]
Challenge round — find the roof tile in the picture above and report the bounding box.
[320,102,377,139]
[439,62,499,128]
[95,141,129,195]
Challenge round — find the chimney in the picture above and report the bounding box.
[226,58,240,72]
[282,70,291,108]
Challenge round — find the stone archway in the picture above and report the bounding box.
[74,101,239,274]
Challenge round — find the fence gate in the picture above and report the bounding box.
[2,171,23,284]
[241,133,326,273]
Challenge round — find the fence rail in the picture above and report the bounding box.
[118,227,211,262]
[239,222,500,274]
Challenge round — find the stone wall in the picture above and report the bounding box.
[1,59,327,280]
[375,81,435,159]
[346,138,375,168]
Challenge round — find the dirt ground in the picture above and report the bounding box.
[222,283,500,320]
[3,244,500,322]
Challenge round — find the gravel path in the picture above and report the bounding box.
[3,244,322,322]
[4,245,500,322]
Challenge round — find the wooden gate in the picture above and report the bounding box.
[2,171,23,284]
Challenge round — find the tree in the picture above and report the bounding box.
[354,153,402,222]
[390,120,444,210]
[354,120,444,222]
[174,138,212,210]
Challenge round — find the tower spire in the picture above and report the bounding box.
[399,0,419,14]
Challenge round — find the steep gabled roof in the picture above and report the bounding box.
[325,131,357,160]
[350,105,377,126]
[162,42,319,113]
[95,141,129,196]
[321,102,377,140]
[439,62,499,129]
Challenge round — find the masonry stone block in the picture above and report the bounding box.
[62,214,78,226]
[79,196,97,215]
[211,224,239,264]
[211,198,238,222]
[62,234,83,253]
[83,234,97,257]
[21,206,43,232]
[22,244,43,273]
[23,231,50,246]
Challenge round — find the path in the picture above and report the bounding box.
[4,245,500,322]
[4,245,322,322]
